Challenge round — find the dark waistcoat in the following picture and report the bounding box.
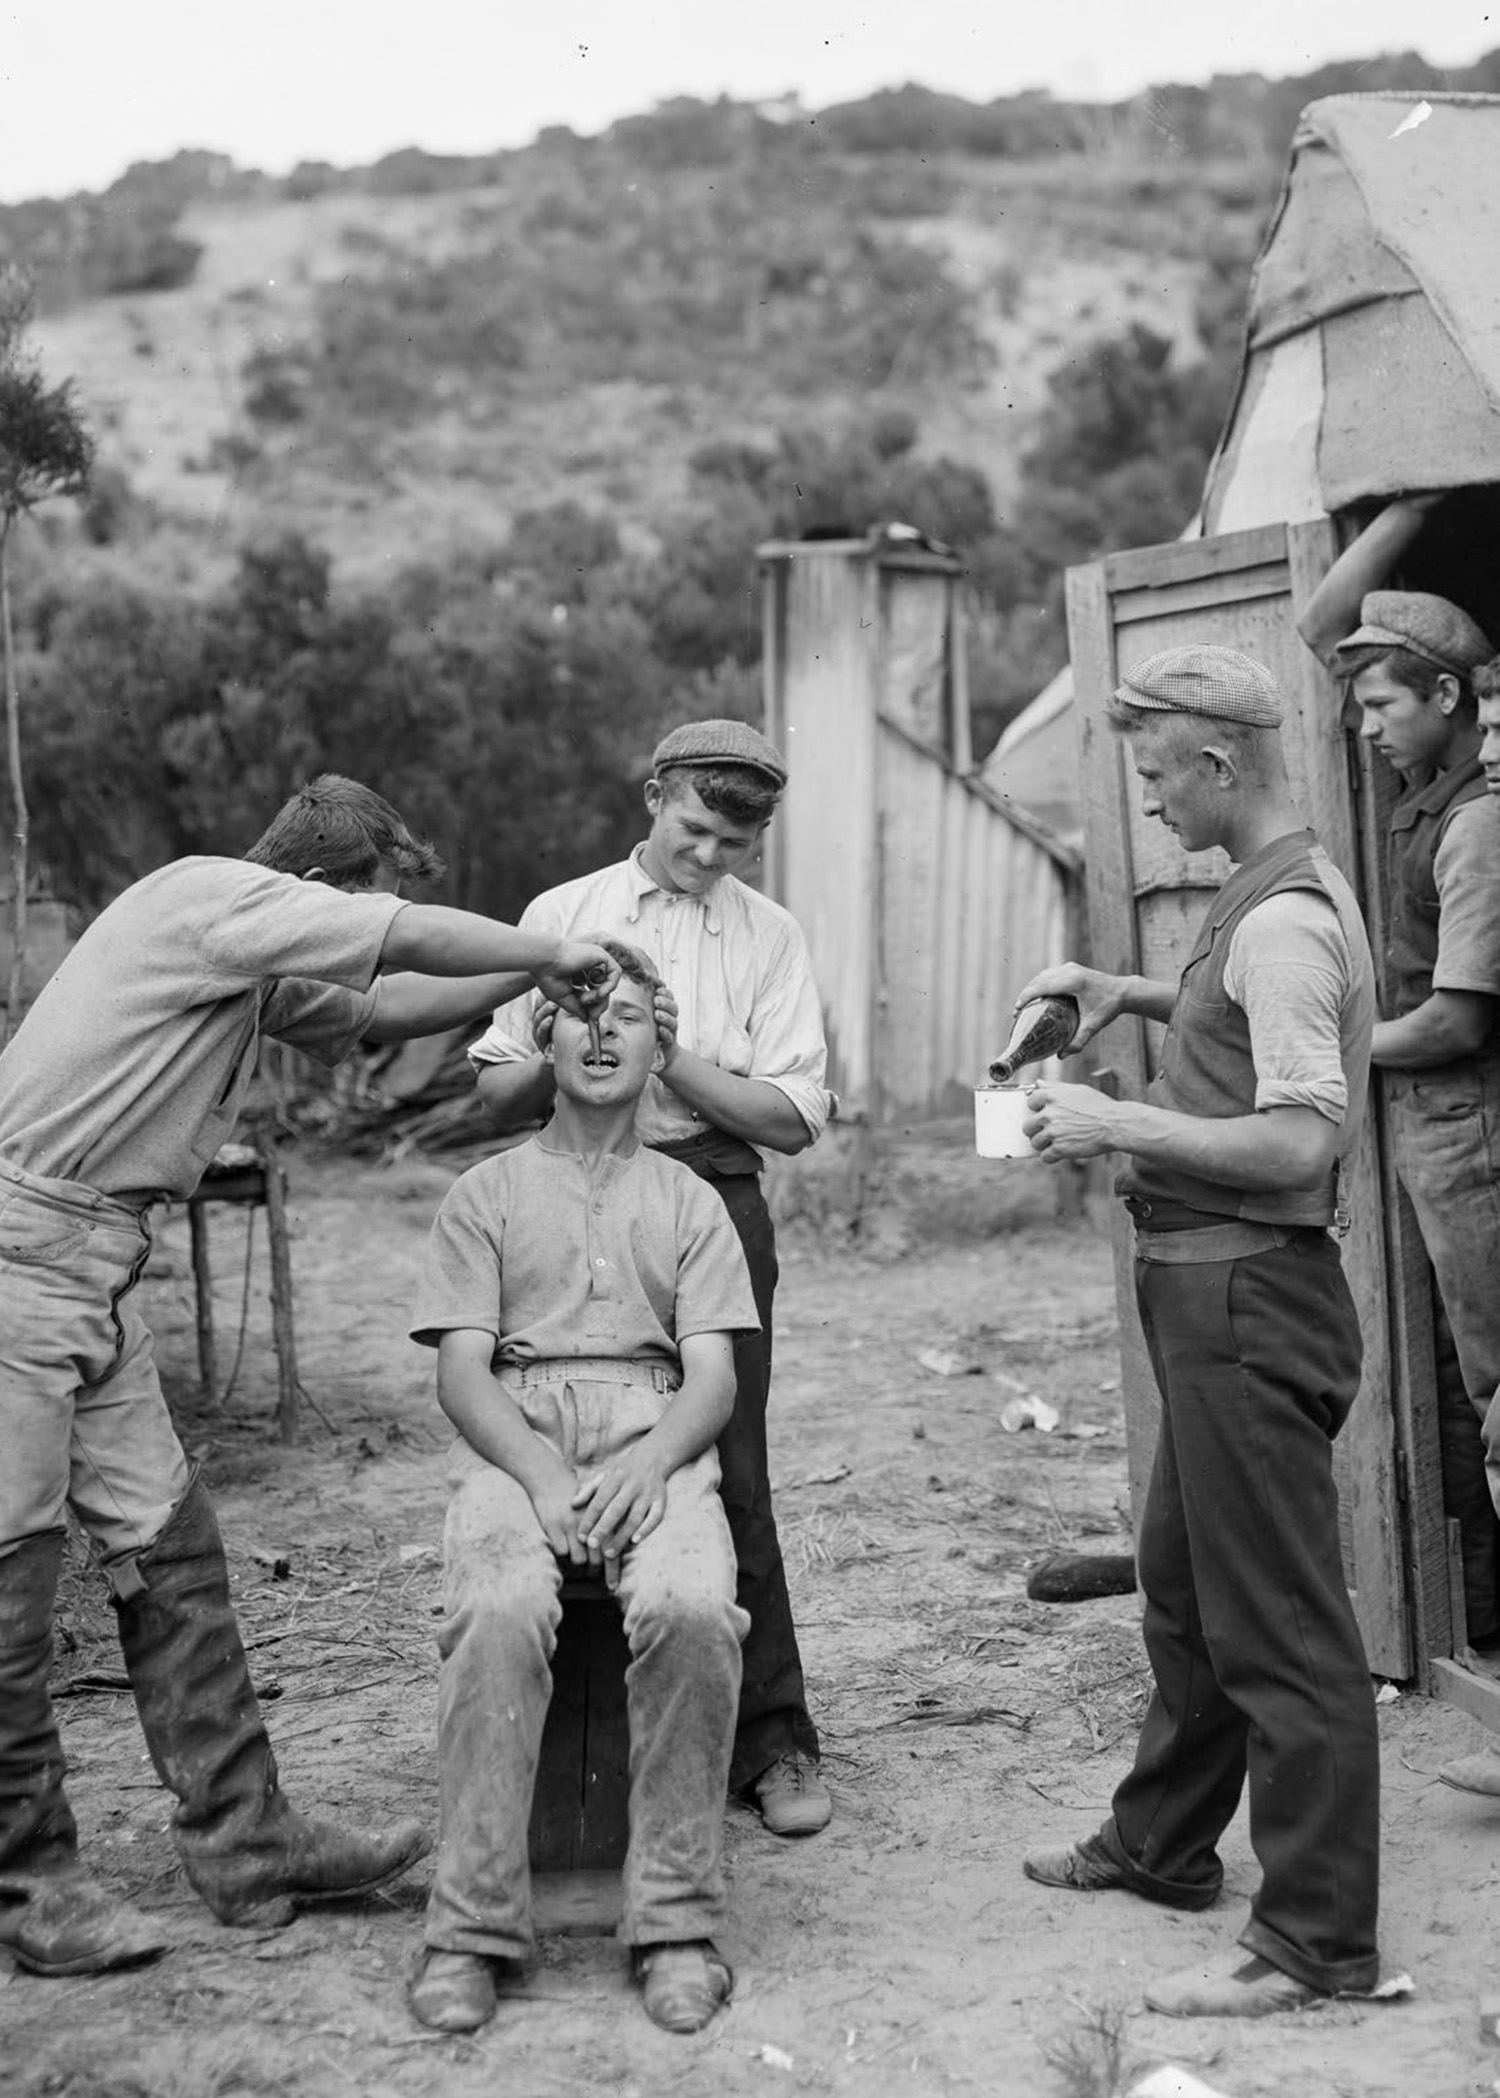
[1119,830,1343,1227]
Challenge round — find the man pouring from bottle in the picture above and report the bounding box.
[1006,645,1383,2019]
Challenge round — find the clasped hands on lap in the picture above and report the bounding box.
[531,1445,671,1590]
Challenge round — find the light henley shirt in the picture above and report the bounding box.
[410,1133,759,1367]
[0,857,405,1197]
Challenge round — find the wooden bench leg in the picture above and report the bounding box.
[262,1160,301,1444]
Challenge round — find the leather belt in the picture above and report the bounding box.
[1134,1221,1319,1265]
[506,1356,679,1392]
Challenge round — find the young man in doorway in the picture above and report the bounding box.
[1299,516,1500,1709]
[469,721,834,1838]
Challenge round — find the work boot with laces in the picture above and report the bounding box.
[751,1751,831,1837]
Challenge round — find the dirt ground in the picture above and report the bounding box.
[7,1142,1500,2098]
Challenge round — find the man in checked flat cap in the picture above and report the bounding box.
[1011,648,1383,2017]
[467,721,834,1839]
[1300,508,1500,1748]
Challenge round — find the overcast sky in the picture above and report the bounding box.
[2,0,1496,203]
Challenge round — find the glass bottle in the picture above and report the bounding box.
[987,994,1080,1083]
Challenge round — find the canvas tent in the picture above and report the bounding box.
[1203,90,1500,545]
[984,89,1500,830]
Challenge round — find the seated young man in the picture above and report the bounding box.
[407,947,756,2037]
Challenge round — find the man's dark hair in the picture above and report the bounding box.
[245,776,444,886]
[607,938,663,997]
[1336,642,1467,708]
[1474,655,1500,703]
[657,761,780,827]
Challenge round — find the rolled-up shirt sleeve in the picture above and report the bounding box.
[467,989,542,1068]
[745,918,834,1140]
[1224,891,1351,1124]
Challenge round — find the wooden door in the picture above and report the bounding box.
[1066,520,1442,1682]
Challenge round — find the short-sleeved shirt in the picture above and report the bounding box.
[410,1134,760,1368]
[0,857,405,1197]
[1223,884,1363,1126]
[1431,798,1500,999]
[465,847,832,1154]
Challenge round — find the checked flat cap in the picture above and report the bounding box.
[1115,646,1283,727]
[652,718,788,788]
[1333,591,1493,677]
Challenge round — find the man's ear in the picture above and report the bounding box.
[1435,672,1463,716]
[1201,743,1237,786]
[299,866,328,884]
[644,777,663,818]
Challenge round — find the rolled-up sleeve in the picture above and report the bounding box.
[746,918,834,1140]
[1225,893,1351,1125]
[467,990,541,1069]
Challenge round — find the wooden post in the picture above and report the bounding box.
[262,1157,301,1444]
[188,1201,216,1404]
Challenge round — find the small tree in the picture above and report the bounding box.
[0,267,94,1039]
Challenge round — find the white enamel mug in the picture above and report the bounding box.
[974,1083,1036,1160]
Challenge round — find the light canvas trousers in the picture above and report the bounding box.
[424,1363,748,1959]
[0,1158,189,1568]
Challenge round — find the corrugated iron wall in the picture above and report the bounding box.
[761,546,882,1114]
[761,535,1076,1128]
[874,719,1072,1120]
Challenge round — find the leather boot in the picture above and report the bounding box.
[0,1530,166,1975]
[115,1475,430,1928]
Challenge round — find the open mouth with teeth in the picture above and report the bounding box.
[580,1048,621,1070]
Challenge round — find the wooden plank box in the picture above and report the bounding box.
[528,1570,631,1933]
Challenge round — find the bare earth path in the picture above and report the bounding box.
[5,1150,1500,2098]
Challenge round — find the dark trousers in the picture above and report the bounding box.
[1097,1234,1380,1994]
[684,1162,819,1791]
[1389,1073,1500,1646]
[1432,1290,1500,1645]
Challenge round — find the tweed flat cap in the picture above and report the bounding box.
[1115,646,1283,727]
[1332,590,1493,677]
[651,718,788,788]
